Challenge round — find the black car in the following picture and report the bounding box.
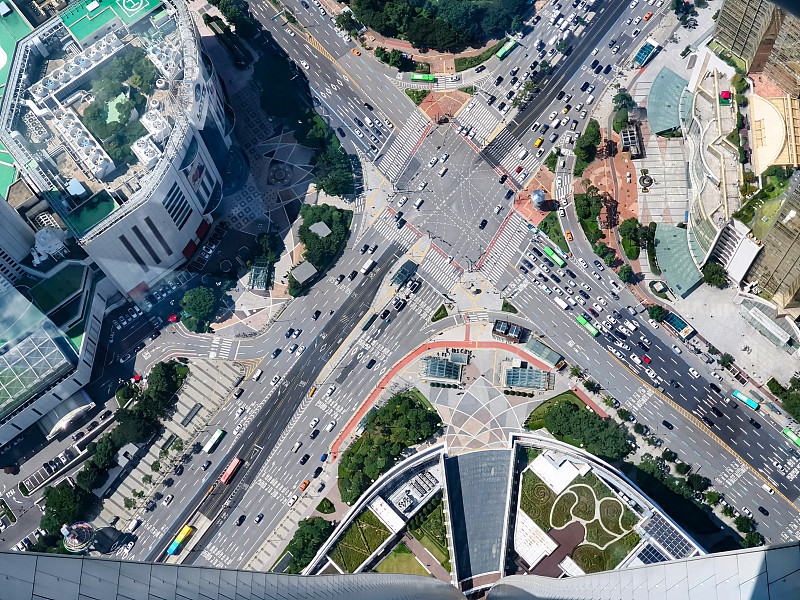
[509,76,518,86]
[669,380,679,388]
[236,515,246,526]
[711,406,724,418]
[87,421,99,432]
[300,0,308,6]
[581,312,592,322]
[42,462,53,474]
[749,418,761,428]
[150,331,160,341]
[556,90,565,100]
[479,219,488,230]
[594,64,603,74]
[310,429,319,440]
[758,506,769,516]
[285,328,294,338]
[337,127,346,137]
[234,388,244,399]
[581,81,590,91]
[336,274,345,284]
[366,359,376,369]
[590,60,599,69]
[360,244,369,254]
[348,270,358,281]
[662,420,674,430]
[701,416,714,427]
[499,174,508,184]
[506,90,515,100]
[364,102,373,111]
[299,454,310,465]
[312,310,321,321]
[475,65,486,73]
[313,466,323,478]
[551,275,561,283]
[497,101,507,111]
[174,465,183,476]
[505,189,515,199]
[638,342,649,351]
[487,95,496,106]
[578,290,589,299]
[100,410,112,420]
[566,269,576,278]
[72,431,85,442]
[271,349,281,359]
[380,309,390,319]
[530,60,539,69]
[531,247,543,257]
[612,309,622,319]
[709,382,721,394]
[609,292,619,300]
[494,76,504,86]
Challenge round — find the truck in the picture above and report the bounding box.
[554,297,569,310]
[624,319,638,331]
[547,33,560,47]
[360,259,376,275]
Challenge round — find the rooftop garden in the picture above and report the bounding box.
[28,264,87,313]
[79,47,157,167]
[329,509,390,573]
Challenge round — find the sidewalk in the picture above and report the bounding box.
[403,533,451,581]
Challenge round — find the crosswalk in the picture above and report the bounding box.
[485,129,542,179]
[478,211,531,284]
[417,245,464,294]
[370,209,422,250]
[209,336,234,360]
[375,110,431,183]
[453,101,501,148]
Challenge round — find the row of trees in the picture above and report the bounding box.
[338,391,441,504]
[208,0,259,39]
[349,0,526,52]
[284,517,335,573]
[539,400,631,461]
[37,361,189,544]
[767,377,800,424]
[574,119,601,176]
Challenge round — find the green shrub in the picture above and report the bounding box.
[431,304,448,322]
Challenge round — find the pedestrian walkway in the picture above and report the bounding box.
[485,128,542,179]
[375,110,431,183]
[452,102,501,148]
[371,208,423,249]
[417,245,464,294]
[403,533,451,582]
[209,336,235,360]
[478,211,531,284]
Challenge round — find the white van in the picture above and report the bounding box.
[554,297,569,310]
[414,198,424,209]
[364,116,374,127]
[252,369,263,382]
[586,94,595,105]
[518,148,528,160]
[567,297,577,306]
[291,441,302,453]
[125,519,141,533]
[438,167,448,177]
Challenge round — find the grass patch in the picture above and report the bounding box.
[579,216,603,246]
[524,391,584,429]
[0,499,16,523]
[520,470,558,530]
[458,86,476,95]
[572,531,640,573]
[375,543,431,576]
[572,472,614,501]
[28,265,86,313]
[538,211,570,253]
[551,493,577,528]
[329,509,390,573]
[409,387,435,412]
[751,197,783,240]
[405,88,430,105]
[621,237,640,260]
[431,304,448,322]
[571,485,596,521]
[502,299,518,314]
[598,498,623,534]
[18,482,29,497]
[317,498,335,514]
[585,519,617,547]
[454,40,505,72]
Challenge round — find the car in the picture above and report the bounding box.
[772,460,785,473]
[478,219,489,231]
[531,122,541,132]
[428,157,438,168]
[270,374,281,386]
[632,28,640,37]
[688,368,700,379]
[578,290,589,299]
[711,406,724,418]
[633,15,642,24]
[741,506,753,519]
[417,181,427,191]
[592,302,604,312]
[253,513,264,524]
[350,49,361,56]
[497,101,507,112]
[589,308,599,318]
[625,18,632,25]
[642,355,651,364]
[271,349,281,359]
[300,60,310,70]
[648,318,660,328]
[661,420,674,431]
[348,270,358,281]
[709,382,722,394]
[475,65,486,73]
[326,385,336,396]
[299,454,311,466]
[288,495,298,506]
[197,459,211,472]
[235,406,246,419]
[163,494,174,506]
[299,480,310,492]
[235,514,247,526]
[749,417,761,428]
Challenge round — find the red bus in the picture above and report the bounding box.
[219,457,242,485]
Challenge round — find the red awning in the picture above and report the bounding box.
[182,240,198,259]
[196,220,210,239]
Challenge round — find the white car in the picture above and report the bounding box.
[163,495,174,506]
[688,368,700,379]
[495,204,503,214]
[123,541,134,554]
[418,182,427,191]
[597,297,607,306]
[325,420,336,432]
[591,48,599,55]
[671,345,682,354]
[606,316,617,324]
[235,407,245,419]
[632,28,640,37]
[354,129,363,138]
[592,303,604,312]
[300,60,310,69]
[555,287,563,296]
[398,196,408,207]
[592,271,602,281]
[633,16,642,25]
[297,345,306,356]
[310,418,319,428]
[441,153,449,162]
[577,297,586,305]
[540,264,551,273]
[233,424,243,435]
[271,375,281,386]
[567,280,576,288]
[612,46,619,54]
[625,18,632,25]
[630,354,642,365]
[288,495,298,506]
[711,371,722,381]
[284,27,295,37]
[578,258,589,268]
[384,118,393,128]
[287,344,298,354]
[428,157,438,167]
[326,385,336,396]
[549,111,557,120]
[580,282,591,290]
[648,318,660,329]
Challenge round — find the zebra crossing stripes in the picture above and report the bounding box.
[417,246,464,293]
[375,110,431,183]
[486,128,541,175]
[209,336,234,360]
[454,102,501,146]
[479,211,530,284]
[370,210,422,249]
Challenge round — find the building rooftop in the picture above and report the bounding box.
[647,67,690,134]
[654,224,702,298]
[62,0,163,41]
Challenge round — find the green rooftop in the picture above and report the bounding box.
[653,224,702,298]
[62,0,162,41]
[647,67,689,134]
[28,264,87,314]
[64,190,118,233]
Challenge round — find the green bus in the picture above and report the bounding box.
[411,73,435,82]
[576,315,598,337]
[497,39,517,60]
[783,427,800,449]
[543,246,566,268]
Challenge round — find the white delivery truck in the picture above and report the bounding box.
[554,297,569,310]
[518,148,528,160]
[360,259,376,275]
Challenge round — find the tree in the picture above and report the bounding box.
[316,498,335,514]
[618,265,635,283]
[617,408,631,421]
[570,365,583,377]
[556,39,568,53]
[374,46,388,61]
[604,253,615,266]
[618,217,640,240]
[705,491,721,505]
[719,353,734,368]
[594,242,609,257]
[172,439,184,454]
[675,462,690,475]
[151,460,161,473]
[583,380,601,393]
[634,423,645,435]
[744,531,762,546]
[612,92,636,110]
[76,461,107,492]
[734,515,755,532]
[687,473,710,492]
[285,518,335,573]
[539,60,550,72]
[181,287,217,322]
[388,48,404,69]
[542,401,630,460]
[575,194,592,220]
[92,434,118,470]
[41,483,87,533]
[702,261,728,288]
[648,305,666,322]
[142,474,153,485]
[662,450,677,462]
[124,497,137,510]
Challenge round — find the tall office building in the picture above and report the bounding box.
[713,0,781,67]
[0,196,35,283]
[744,182,800,310]
[764,13,800,97]
[0,542,796,599]
[0,0,233,298]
